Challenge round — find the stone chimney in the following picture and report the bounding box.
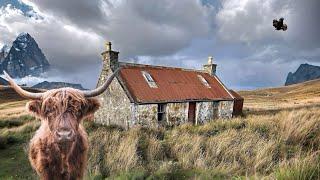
[97,41,119,87]
[203,56,217,76]
[101,41,119,71]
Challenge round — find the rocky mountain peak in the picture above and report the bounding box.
[1,44,10,54]
[285,63,320,86]
[0,32,50,78]
[0,44,10,64]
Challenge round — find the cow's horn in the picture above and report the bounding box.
[82,68,121,97]
[3,71,44,100]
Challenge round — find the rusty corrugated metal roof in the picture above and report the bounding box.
[229,89,244,100]
[118,64,233,104]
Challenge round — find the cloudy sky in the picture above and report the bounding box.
[0,0,319,89]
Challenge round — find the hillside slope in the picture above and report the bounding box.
[239,79,320,111]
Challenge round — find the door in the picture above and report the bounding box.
[188,102,196,124]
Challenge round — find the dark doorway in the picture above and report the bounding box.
[188,102,196,124]
[157,104,166,122]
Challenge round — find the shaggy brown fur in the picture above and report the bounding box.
[27,88,100,180]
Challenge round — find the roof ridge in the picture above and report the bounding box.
[119,62,205,73]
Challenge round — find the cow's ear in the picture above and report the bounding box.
[26,100,42,117]
[84,98,100,117]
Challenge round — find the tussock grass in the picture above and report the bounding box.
[88,106,320,179]
[275,152,320,180]
[0,115,34,128]
[1,81,320,179]
[0,116,38,148]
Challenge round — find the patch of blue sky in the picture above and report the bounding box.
[0,0,42,19]
[0,0,32,12]
[201,0,221,8]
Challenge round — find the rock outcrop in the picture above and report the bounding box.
[0,33,50,78]
[285,63,320,86]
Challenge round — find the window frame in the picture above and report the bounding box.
[141,71,158,88]
[197,75,211,88]
[157,103,167,122]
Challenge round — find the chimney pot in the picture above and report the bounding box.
[105,41,112,51]
[203,56,217,76]
[208,56,213,64]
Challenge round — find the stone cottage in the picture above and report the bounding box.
[94,42,243,129]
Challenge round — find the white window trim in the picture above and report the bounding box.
[141,71,158,88]
[197,75,211,88]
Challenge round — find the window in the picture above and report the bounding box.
[157,104,167,122]
[145,73,154,82]
[197,75,211,88]
[142,71,158,88]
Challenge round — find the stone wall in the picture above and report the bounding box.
[196,102,214,124]
[218,101,234,119]
[167,103,188,126]
[94,76,132,128]
[132,104,158,128]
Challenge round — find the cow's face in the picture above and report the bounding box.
[27,89,100,143]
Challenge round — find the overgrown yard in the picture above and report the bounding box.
[87,105,320,179]
[0,81,320,179]
[1,105,319,179]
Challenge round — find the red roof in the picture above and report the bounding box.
[229,89,244,100]
[118,64,234,104]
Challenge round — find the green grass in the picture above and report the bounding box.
[0,115,38,179]
[0,115,35,128]
[0,143,37,180]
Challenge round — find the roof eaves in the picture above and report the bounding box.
[213,75,235,99]
[134,98,234,105]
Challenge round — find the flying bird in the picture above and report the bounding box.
[273,18,287,31]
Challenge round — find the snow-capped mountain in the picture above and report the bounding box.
[0,44,10,64]
[0,33,50,78]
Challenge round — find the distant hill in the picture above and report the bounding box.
[0,77,8,85]
[0,32,50,78]
[285,63,320,86]
[32,81,86,90]
[240,78,320,111]
[0,85,44,104]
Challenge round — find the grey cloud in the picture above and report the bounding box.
[26,0,213,57]
[2,0,320,90]
[215,0,320,52]
[285,0,320,50]
[31,0,105,30]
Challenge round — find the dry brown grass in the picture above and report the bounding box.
[239,79,320,111]
[87,105,320,179]
[1,80,320,179]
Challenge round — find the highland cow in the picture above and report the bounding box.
[4,69,119,180]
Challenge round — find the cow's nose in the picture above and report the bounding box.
[55,129,74,141]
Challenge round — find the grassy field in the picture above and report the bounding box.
[0,80,320,179]
[239,79,320,111]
